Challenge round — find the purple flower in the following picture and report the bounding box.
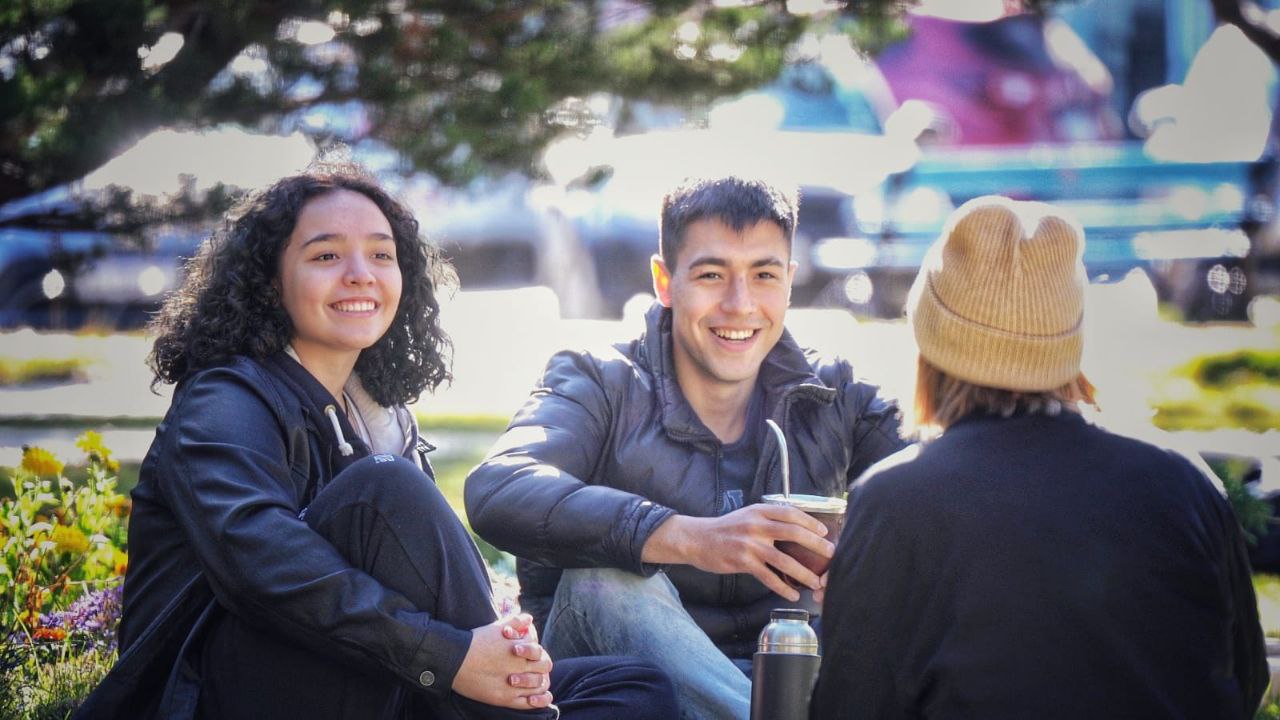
[37,584,123,652]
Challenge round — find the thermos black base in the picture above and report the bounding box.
[750,651,821,720]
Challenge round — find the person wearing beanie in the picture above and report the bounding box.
[811,195,1268,719]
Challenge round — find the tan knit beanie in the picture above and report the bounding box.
[907,195,1086,392]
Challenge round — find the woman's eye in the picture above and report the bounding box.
[314,252,338,261]
[375,251,396,261]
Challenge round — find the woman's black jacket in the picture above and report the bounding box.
[76,353,467,719]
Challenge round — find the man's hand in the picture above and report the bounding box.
[452,613,554,709]
[641,503,834,600]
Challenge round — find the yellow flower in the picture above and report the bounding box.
[51,525,90,555]
[107,493,131,517]
[75,430,116,469]
[75,430,105,455]
[113,549,129,576]
[20,446,63,477]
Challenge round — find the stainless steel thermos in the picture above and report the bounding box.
[750,608,821,720]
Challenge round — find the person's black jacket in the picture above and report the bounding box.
[465,304,905,654]
[76,353,469,719]
[812,411,1269,719]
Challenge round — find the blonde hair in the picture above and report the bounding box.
[911,355,1097,437]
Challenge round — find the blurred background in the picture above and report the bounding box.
[1,0,1279,562]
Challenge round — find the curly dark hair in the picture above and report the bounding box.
[147,162,455,406]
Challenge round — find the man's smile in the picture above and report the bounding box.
[711,327,760,342]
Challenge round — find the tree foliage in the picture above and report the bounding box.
[0,0,818,206]
[0,0,1107,208]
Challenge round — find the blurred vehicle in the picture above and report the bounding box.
[0,186,207,330]
[547,126,919,318]
[0,127,318,330]
[0,118,610,329]
[876,12,1125,146]
[708,60,898,137]
[812,142,1260,320]
[1128,20,1280,316]
[419,175,604,319]
[545,54,921,318]
[788,11,1260,321]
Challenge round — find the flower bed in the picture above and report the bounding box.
[1,434,127,719]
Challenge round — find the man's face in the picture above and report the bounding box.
[652,217,796,395]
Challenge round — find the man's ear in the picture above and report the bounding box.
[651,254,673,307]
[786,259,798,304]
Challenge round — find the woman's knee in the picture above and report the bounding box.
[311,454,450,522]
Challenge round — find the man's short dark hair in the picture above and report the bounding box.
[659,176,798,269]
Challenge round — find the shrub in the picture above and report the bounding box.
[0,358,90,388]
[1152,349,1280,433]
[1192,350,1280,388]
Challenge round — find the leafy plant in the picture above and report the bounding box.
[1,435,128,720]
[1209,456,1276,546]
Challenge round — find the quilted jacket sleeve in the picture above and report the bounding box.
[160,367,472,697]
[464,349,676,574]
[817,356,909,486]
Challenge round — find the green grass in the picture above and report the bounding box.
[1255,575,1280,639]
[430,439,514,576]
[415,413,511,433]
[0,414,510,431]
[0,357,91,387]
[0,648,114,720]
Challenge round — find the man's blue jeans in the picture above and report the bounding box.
[542,568,751,720]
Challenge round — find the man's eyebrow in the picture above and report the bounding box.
[685,256,728,268]
[685,255,786,268]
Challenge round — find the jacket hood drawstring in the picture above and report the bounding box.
[324,405,355,457]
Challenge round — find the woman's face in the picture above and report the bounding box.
[278,189,403,367]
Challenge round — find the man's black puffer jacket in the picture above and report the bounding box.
[465,304,906,655]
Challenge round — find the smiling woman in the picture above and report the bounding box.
[75,162,677,720]
[277,189,404,399]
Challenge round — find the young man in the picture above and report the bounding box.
[465,176,905,718]
[810,196,1268,719]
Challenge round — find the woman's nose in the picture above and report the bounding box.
[344,256,375,285]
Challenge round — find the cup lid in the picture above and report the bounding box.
[762,493,846,513]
